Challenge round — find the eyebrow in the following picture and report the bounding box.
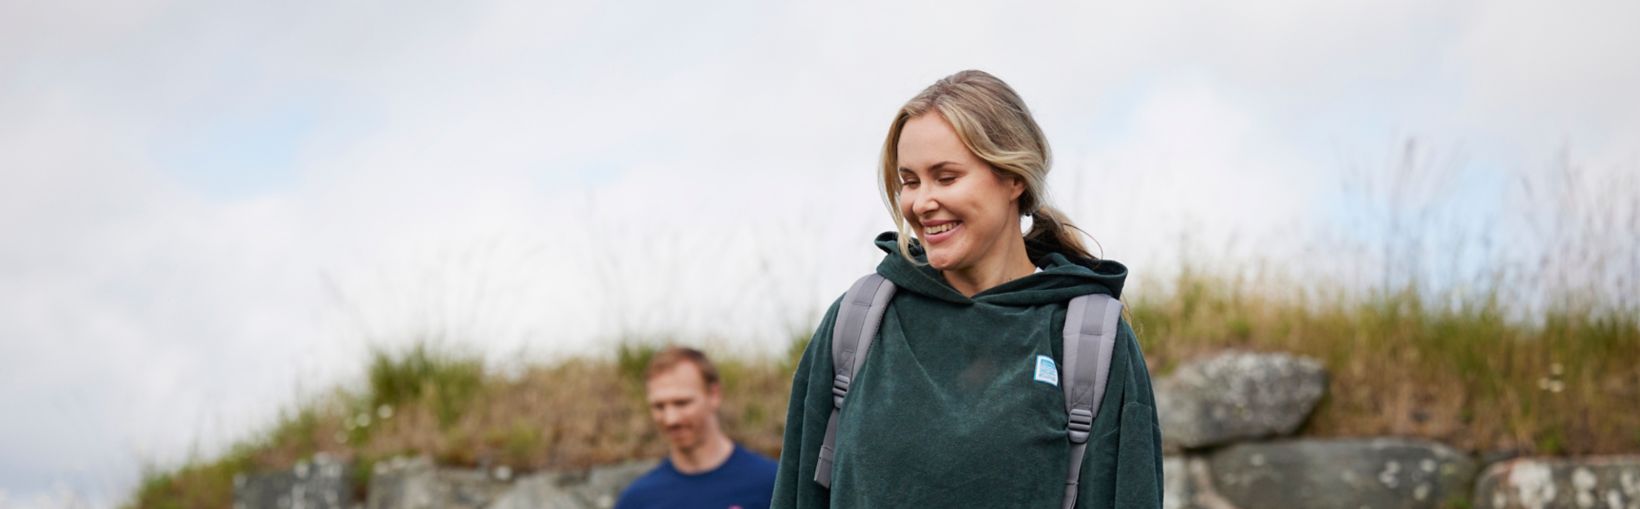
[899,161,962,174]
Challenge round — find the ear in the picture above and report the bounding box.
[1008,174,1026,202]
[706,383,723,406]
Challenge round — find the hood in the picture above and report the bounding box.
[872,231,1127,306]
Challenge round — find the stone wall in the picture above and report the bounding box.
[236,351,1640,509]
[235,455,651,509]
[1156,352,1640,509]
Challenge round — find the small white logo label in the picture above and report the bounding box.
[1034,355,1059,386]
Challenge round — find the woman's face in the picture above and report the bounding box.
[896,112,1025,272]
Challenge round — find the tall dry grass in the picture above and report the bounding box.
[1131,266,1640,455]
[127,142,1639,507]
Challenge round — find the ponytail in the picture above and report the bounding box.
[1025,205,1098,261]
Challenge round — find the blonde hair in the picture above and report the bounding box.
[879,70,1093,261]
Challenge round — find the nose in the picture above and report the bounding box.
[910,188,940,219]
[660,406,676,425]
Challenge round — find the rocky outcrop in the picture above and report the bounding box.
[489,460,650,509]
[1207,438,1477,509]
[1163,456,1238,509]
[233,456,655,509]
[237,455,655,509]
[1163,456,1194,509]
[233,453,353,509]
[366,456,512,509]
[1156,351,1327,450]
[1473,456,1640,509]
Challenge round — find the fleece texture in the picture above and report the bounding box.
[771,232,1163,508]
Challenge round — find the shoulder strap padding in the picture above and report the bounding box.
[1060,293,1123,509]
[814,273,896,488]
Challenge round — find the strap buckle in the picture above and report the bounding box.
[832,374,851,408]
[1067,408,1093,443]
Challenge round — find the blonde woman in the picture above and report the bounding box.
[772,70,1162,508]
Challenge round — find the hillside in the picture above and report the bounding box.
[127,269,1640,508]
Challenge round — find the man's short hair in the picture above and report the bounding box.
[645,346,720,386]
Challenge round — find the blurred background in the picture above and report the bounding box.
[2,0,1637,506]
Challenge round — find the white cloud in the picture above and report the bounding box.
[1449,1,1640,137]
[1060,81,1327,282]
[2,0,1637,505]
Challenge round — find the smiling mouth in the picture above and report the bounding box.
[925,222,959,235]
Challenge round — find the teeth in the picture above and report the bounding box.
[925,223,956,234]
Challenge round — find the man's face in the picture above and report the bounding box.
[645,363,722,452]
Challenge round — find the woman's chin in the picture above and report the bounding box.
[926,252,958,270]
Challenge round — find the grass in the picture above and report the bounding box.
[124,340,800,508]
[364,342,485,429]
[126,270,1639,508]
[1129,267,1640,455]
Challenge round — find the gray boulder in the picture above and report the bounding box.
[1473,456,1640,508]
[490,460,653,509]
[1156,351,1327,450]
[1163,456,1195,509]
[1208,438,1476,509]
[366,456,510,509]
[1164,456,1241,509]
[233,453,354,509]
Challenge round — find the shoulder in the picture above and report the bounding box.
[798,292,849,367]
[731,444,779,473]
[1111,315,1156,405]
[1115,316,1144,369]
[615,460,674,505]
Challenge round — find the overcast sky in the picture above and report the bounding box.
[2,0,1637,506]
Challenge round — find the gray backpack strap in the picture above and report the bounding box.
[1060,293,1123,509]
[814,273,897,488]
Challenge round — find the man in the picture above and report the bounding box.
[616,347,778,509]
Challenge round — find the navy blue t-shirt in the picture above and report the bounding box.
[615,444,777,509]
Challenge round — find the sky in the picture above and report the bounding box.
[2,0,1638,506]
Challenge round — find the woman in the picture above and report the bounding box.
[771,70,1162,508]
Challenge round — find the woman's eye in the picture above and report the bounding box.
[901,180,918,187]
[938,176,957,184]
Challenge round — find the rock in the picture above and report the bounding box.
[1473,456,1640,509]
[233,453,353,509]
[1163,456,1194,509]
[490,460,653,509]
[1164,456,1241,509]
[366,456,510,509]
[1208,438,1476,509]
[1156,351,1327,450]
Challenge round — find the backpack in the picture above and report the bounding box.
[812,273,1123,509]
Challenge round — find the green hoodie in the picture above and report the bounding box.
[771,233,1162,509]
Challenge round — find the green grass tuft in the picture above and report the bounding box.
[366,343,484,428]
